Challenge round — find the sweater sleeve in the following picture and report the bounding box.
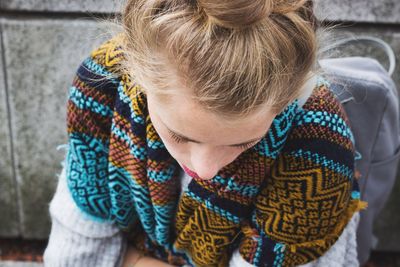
[43,164,127,267]
[44,37,129,266]
[237,85,366,266]
[64,50,119,221]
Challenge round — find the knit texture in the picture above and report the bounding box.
[43,161,359,267]
[65,35,367,267]
[44,164,126,267]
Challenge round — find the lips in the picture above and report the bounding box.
[182,164,200,179]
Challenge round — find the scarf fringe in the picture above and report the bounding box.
[357,200,368,210]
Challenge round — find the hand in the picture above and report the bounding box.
[122,245,142,267]
[122,245,177,267]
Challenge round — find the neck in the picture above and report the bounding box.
[298,72,317,108]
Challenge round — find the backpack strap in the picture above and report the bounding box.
[320,36,396,77]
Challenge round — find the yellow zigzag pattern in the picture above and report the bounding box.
[256,154,352,244]
[175,196,239,267]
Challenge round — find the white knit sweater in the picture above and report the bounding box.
[43,165,360,267]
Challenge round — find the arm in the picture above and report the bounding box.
[46,37,176,267]
[45,39,125,266]
[44,161,177,267]
[122,245,177,267]
[43,164,127,267]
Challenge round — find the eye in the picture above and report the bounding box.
[168,128,260,149]
[169,132,187,144]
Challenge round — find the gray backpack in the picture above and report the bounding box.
[318,36,400,265]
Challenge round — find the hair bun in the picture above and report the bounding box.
[197,0,273,29]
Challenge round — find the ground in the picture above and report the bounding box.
[0,238,399,266]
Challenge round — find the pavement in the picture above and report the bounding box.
[0,262,43,267]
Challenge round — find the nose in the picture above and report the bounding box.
[190,145,222,180]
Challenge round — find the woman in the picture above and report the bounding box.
[44,0,366,266]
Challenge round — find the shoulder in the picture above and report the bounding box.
[287,80,355,160]
[67,33,128,141]
[89,33,126,74]
[68,34,127,125]
[72,34,126,98]
[296,77,353,132]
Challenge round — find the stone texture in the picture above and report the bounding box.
[0,0,123,14]
[1,0,399,24]
[1,19,110,239]
[315,0,400,24]
[0,262,43,267]
[0,26,20,237]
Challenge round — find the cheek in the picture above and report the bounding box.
[147,104,190,164]
[220,148,243,166]
[153,127,189,162]
[163,139,188,158]
[162,142,195,171]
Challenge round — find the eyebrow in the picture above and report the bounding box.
[166,126,265,147]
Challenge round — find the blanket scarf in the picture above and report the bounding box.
[65,36,367,267]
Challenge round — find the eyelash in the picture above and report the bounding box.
[169,132,186,144]
[169,132,256,150]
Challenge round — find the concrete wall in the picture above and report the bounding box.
[0,0,399,251]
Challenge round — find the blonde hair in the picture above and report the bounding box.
[120,0,320,117]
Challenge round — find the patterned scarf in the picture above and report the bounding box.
[66,36,367,266]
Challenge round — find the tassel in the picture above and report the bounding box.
[288,239,326,253]
[357,200,368,210]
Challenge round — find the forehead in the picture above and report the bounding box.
[147,90,276,145]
